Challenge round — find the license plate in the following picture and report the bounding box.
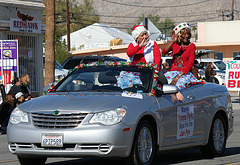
[41,135,63,147]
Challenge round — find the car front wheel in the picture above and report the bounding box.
[200,114,227,157]
[125,120,156,165]
[18,156,47,165]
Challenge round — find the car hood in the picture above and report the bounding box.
[19,92,148,113]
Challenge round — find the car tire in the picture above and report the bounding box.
[200,114,227,158]
[18,156,47,165]
[125,120,156,165]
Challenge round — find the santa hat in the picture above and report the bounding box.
[132,25,150,40]
[15,92,23,99]
[173,22,191,35]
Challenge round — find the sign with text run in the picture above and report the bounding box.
[226,60,240,91]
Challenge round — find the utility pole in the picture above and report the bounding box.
[44,0,55,87]
[144,17,148,30]
[66,0,71,52]
[216,10,230,21]
[231,0,234,20]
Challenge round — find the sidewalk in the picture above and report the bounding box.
[229,91,240,111]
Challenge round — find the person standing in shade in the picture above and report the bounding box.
[21,74,32,101]
[204,62,214,82]
[209,70,219,84]
[0,94,14,134]
[8,77,23,99]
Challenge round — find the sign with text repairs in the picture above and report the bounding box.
[226,60,240,91]
[177,104,194,139]
[10,18,41,34]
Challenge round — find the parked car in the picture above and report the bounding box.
[233,55,240,60]
[7,62,233,165]
[43,57,69,81]
[196,59,226,85]
[62,55,127,69]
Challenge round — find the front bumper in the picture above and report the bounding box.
[7,122,135,158]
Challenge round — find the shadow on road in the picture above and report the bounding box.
[46,147,240,165]
[46,158,125,165]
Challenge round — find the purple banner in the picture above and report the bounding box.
[0,40,18,71]
[0,40,18,85]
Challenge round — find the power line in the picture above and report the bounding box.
[44,11,217,19]
[70,12,217,19]
[101,0,211,8]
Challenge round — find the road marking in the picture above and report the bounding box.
[0,159,18,163]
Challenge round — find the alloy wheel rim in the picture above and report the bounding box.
[213,119,225,152]
[138,127,153,163]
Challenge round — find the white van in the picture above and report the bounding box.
[196,59,226,85]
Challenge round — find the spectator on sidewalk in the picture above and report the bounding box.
[209,70,219,84]
[21,74,32,101]
[204,62,213,82]
[0,94,14,134]
[8,77,23,99]
[15,92,25,107]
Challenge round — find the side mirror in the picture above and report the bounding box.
[156,84,178,96]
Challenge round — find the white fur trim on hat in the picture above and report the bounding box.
[173,22,191,35]
[132,25,150,40]
[15,92,23,99]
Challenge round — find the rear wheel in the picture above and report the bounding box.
[18,156,47,165]
[125,120,156,165]
[200,114,227,158]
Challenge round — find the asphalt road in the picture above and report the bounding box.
[0,92,239,165]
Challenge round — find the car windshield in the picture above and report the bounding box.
[55,66,153,93]
[213,61,226,71]
[233,56,240,60]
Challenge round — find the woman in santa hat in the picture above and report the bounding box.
[162,22,204,102]
[126,25,161,68]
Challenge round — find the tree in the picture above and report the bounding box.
[55,40,72,64]
[42,0,100,63]
[158,18,175,34]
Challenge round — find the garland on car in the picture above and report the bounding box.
[46,61,161,96]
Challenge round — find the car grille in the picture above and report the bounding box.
[9,143,112,154]
[31,112,88,129]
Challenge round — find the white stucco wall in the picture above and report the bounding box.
[198,21,240,43]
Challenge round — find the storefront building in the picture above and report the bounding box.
[0,0,45,95]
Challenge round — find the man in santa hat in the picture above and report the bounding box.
[126,25,161,68]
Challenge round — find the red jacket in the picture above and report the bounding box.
[162,42,196,74]
[126,41,161,67]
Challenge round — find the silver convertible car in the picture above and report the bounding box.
[7,62,233,165]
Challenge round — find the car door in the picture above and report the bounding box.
[176,85,212,144]
[157,84,211,149]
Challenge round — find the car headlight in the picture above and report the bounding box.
[10,107,29,125]
[89,107,127,125]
